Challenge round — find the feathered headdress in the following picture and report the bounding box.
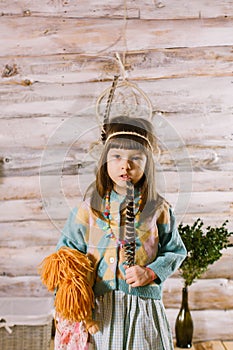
[97,74,155,269]
[101,74,119,143]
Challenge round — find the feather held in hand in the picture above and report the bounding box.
[124,180,136,267]
[38,246,99,334]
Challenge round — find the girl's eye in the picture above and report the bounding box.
[131,156,142,161]
[113,154,121,159]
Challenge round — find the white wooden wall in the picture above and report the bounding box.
[0,0,233,341]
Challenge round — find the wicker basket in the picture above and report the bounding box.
[0,297,54,350]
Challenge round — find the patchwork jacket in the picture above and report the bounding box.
[56,190,187,300]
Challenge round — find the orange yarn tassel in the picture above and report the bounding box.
[55,279,92,321]
[39,253,62,291]
[38,247,99,333]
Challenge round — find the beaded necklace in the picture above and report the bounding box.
[103,190,142,246]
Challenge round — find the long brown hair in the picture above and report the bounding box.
[88,116,159,220]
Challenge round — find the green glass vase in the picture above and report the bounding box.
[175,287,194,348]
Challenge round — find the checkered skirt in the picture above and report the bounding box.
[90,291,174,350]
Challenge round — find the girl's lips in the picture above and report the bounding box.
[120,174,131,181]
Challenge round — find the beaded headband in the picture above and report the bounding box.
[105,131,153,152]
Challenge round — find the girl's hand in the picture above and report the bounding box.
[124,265,157,287]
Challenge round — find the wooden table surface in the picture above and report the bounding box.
[174,341,233,350]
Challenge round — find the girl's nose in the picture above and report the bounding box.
[121,158,131,170]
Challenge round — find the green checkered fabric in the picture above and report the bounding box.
[90,291,174,350]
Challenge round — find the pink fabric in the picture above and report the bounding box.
[54,318,89,350]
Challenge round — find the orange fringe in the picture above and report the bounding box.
[38,247,97,327]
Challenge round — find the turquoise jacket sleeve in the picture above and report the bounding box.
[56,207,87,253]
[147,208,187,283]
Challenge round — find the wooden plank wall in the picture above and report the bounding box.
[0,0,233,342]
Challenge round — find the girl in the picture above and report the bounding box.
[55,116,187,350]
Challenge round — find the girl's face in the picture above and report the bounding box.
[107,148,147,195]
